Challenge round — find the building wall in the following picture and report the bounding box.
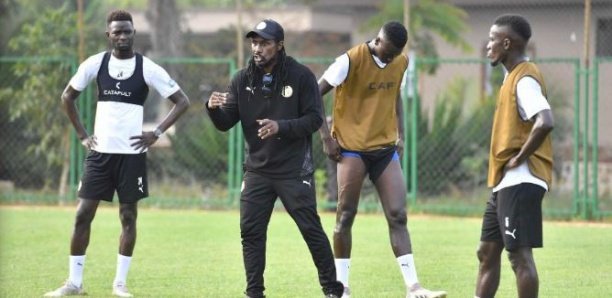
[429,2,612,150]
[130,1,611,151]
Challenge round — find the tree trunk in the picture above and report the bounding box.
[58,127,71,204]
[58,0,85,202]
[146,0,183,122]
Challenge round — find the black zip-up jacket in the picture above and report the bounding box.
[206,56,323,179]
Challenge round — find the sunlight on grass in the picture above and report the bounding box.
[1,206,611,297]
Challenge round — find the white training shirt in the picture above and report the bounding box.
[69,51,180,154]
[320,53,408,87]
[492,75,551,192]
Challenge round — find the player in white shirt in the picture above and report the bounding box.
[476,15,554,298]
[44,10,190,298]
[319,22,445,298]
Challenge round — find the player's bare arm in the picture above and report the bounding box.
[61,85,97,150]
[318,78,341,161]
[130,89,190,152]
[395,93,405,158]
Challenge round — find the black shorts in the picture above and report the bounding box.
[78,151,148,203]
[340,146,399,182]
[480,183,545,251]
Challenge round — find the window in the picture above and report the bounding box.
[596,18,612,57]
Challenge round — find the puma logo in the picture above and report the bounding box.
[137,177,144,193]
[302,180,311,187]
[505,229,517,239]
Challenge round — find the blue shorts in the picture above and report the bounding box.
[341,146,399,182]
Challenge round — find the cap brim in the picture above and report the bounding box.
[246,30,275,40]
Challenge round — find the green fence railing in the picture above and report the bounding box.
[1,55,609,220]
[592,57,612,218]
[407,57,585,218]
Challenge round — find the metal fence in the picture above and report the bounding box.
[131,57,239,209]
[0,57,77,204]
[407,57,582,218]
[592,57,612,218]
[0,56,239,209]
[0,55,609,219]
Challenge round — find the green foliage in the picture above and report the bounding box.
[409,0,472,51]
[148,113,229,185]
[0,5,77,188]
[0,1,111,189]
[363,0,472,73]
[543,79,573,177]
[314,168,328,202]
[0,97,50,188]
[365,0,471,52]
[413,63,575,196]
[0,0,18,54]
[109,0,317,9]
[1,3,82,188]
[413,77,495,195]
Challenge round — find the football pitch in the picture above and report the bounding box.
[1,206,610,297]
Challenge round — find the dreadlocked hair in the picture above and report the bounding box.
[245,46,289,100]
[107,10,133,25]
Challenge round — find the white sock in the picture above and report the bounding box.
[397,254,419,288]
[113,254,132,286]
[68,255,86,287]
[335,258,350,287]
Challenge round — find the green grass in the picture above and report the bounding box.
[1,206,611,297]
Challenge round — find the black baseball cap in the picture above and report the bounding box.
[246,19,284,41]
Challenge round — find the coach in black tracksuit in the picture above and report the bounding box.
[205,19,343,298]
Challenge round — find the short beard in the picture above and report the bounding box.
[255,56,276,70]
[114,43,132,52]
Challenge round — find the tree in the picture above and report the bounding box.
[0,1,106,194]
[0,5,77,193]
[146,0,184,121]
[364,0,472,73]
[0,0,18,54]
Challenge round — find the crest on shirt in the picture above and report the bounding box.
[282,85,293,98]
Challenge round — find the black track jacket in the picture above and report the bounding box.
[206,56,323,179]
